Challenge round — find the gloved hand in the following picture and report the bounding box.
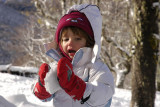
[57,57,86,100]
[33,63,52,101]
[44,64,61,94]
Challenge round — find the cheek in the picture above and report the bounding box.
[76,42,86,49]
[81,40,87,47]
[80,43,86,47]
[61,43,67,51]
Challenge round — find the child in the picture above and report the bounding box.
[33,4,115,107]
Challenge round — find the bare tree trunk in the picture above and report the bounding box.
[157,56,160,91]
[96,0,100,6]
[61,0,66,15]
[131,0,159,107]
[77,0,82,4]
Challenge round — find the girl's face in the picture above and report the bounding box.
[60,28,87,59]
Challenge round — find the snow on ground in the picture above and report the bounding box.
[0,72,160,107]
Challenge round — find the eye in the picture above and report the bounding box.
[75,37,81,41]
[62,38,69,42]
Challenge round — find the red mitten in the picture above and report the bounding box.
[33,63,52,101]
[38,63,49,85]
[57,57,86,100]
[33,82,52,101]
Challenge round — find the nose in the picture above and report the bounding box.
[68,38,74,46]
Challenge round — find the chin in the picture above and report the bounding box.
[69,56,74,59]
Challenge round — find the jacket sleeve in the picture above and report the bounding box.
[83,64,115,106]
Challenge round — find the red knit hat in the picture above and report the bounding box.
[55,11,94,44]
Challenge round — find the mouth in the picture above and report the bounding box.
[68,50,76,53]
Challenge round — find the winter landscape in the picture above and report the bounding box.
[1,0,160,107]
[0,72,160,107]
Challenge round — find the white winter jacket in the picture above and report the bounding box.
[43,4,115,107]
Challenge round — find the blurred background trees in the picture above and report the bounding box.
[0,0,160,106]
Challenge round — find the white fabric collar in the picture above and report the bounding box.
[45,47,93,67]
[72,47,93,67]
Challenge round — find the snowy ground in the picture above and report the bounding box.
[0,72,160,107]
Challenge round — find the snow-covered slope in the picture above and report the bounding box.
[0,73,160,107]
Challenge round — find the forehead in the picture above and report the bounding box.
[61,27,86,38]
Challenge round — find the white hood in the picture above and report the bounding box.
[67,4,102,63]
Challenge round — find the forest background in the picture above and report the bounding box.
[0,0,160,106]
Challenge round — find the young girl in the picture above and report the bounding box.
[33,4,115,107]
